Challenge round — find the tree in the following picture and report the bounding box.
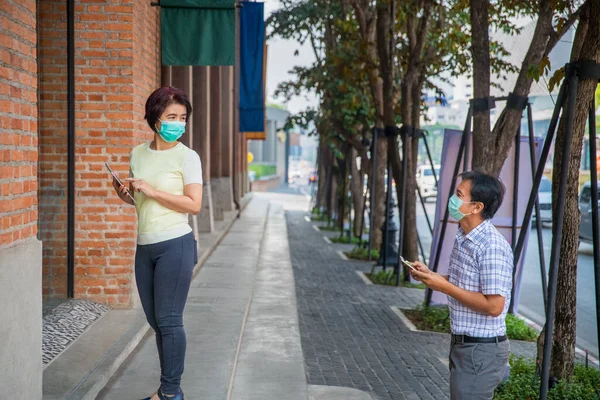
[536,0,600,380]
[269,0,375,230]
[468,0,586,175]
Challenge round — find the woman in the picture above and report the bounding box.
[112,86,202,400]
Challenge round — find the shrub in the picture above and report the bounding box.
[505,314,538,342]
[365,270,426,289]
[345,247,379,261]
[402,306,538,342]
[248,163,277,179]
[494,356,600,399]
[318,224,338,232]
[330,235,362,245]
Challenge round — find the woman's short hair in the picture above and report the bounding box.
[459,170,506,220]
[144,86,193,133]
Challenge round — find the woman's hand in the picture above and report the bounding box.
[124,178,156,199]
[111,173,134,205]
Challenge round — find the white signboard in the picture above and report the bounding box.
[428,129,542,313]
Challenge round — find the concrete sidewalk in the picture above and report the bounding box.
[97,193,373,400]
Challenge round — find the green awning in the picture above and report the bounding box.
[161,0,235,66]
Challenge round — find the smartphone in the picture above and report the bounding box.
[399,256,417,271]
[105,162,136,204]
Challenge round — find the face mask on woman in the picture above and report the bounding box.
[157,120,186,142]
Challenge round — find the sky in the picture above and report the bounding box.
[263,0,319,114]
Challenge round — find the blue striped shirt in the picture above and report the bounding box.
[448,219,514,337]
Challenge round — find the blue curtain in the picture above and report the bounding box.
[239,2,265,132]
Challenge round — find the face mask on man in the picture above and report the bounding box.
[448,194,476,221]
[157,120,186,143]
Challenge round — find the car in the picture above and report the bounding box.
[535,177,552,224]
[416,164,440,201]
[308,171,318,185]
[578,181,600,245]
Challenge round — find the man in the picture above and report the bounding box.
[411,170,513,400]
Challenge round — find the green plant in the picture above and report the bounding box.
[403,305,450,333]
[318,224,338,232]
[366,269,396,285]
[494,356,600,399]
[365,270,426,289]
[505,314,538,342]
[248,163,277,179]
[330,235,361,245]
[345,247,379,261]
[310,213,328,222]
[402,306,538,342]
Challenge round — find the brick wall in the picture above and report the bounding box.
[0,0,38,246]
[38,0,68,298]
[37,1,160,307]
[73,1,159,307]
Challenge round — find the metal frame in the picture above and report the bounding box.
[425,95,548,311]
[67,0,75,298]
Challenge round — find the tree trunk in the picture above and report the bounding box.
[350,147,365,237]
[318,141,331,211]
[350,2,387,251]
[538,1,600,379]
[469,0,493,173]
[329,159,339,223]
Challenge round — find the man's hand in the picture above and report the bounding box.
[410,261,448,292]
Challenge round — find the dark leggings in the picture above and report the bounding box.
[135,232,197,395]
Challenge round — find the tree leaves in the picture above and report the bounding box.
[548,66,566,93]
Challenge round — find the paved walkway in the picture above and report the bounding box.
[95,190,538,400]
[97,193,373,400]
[98,195,308,400]
[286,210,537,400]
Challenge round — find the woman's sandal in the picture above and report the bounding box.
[140,387,184,400]
[157,388,184,400]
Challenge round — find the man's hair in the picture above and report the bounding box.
[144,86,193,133]
[458,170,505,220]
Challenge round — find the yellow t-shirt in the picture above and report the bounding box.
[130,142,202,245]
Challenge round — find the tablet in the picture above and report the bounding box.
[105,162,136,204]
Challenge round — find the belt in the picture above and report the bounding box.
[451,334,507,344]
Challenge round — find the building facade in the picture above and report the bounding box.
[0,1,250,397]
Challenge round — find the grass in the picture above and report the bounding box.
[345,247,379,261]
[318,224,339,232]
[365,269,426,289]
[402,305,539,342]
[494,356,600,399]
[330,235,362,245]
[248,163,277,179]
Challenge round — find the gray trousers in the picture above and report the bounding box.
[449,339,510,399]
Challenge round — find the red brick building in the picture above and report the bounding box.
[0,1,250,396]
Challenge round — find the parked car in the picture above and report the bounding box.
[535,177,552,224]
[579,181,600,245]
[416,164,440,201]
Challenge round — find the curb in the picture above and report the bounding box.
[356,270,373,285]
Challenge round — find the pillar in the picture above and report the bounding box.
[209,67,224,220]
[192,66,214,232]
[219,66,235,212]
[171,66,193,148]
